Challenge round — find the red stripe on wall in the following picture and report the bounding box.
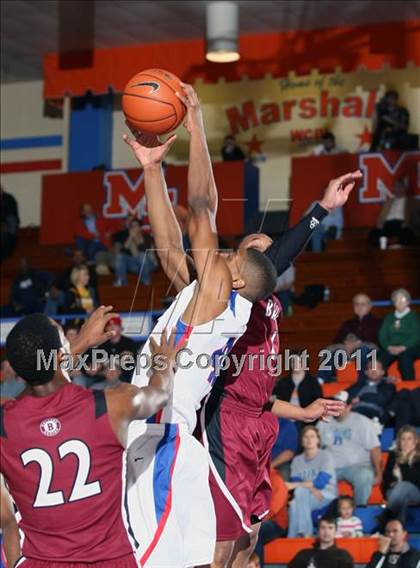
[0,160,62,173]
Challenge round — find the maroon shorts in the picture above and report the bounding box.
[199,395,279,541]
[15,554,137,568]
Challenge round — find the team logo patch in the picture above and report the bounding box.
[309,216,320,230]
[40,417,61,437]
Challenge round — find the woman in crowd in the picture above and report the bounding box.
[286,425,337,537]
[378,425,420,529]
[378,288,420,380]
[62,265,98,315]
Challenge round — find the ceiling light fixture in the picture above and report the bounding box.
[206,1,240,63]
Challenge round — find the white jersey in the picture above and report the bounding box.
[131,279,252,433]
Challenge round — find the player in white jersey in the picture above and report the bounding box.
[123,86,277,568]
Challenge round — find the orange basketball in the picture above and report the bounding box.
[122,68,186,135]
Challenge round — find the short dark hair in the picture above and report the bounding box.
[322,131,335,142]
[319,514,337,527]
[244,248,277,302]
[386,518,406,531]
[6,314,61,385]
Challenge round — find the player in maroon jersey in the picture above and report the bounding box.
[0,310,180,567]
[123,84,358,568]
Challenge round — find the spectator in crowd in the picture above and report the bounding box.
[286,426,337,537]
[288,515,354,568]
[366,519,420,568]
[274,265,295,316]
[75,203,110,262]
[317,332,373,384]
[96,315,138,383]
[271,417,299,481]
[368,179,417,248]
[388,388,420,431]
[0,356,25,400]
[334,294,382,345]
[378,288,420,381]
[347,358,396,423]
[254,469,288,564]
[377,426,420,530]
[91,361,123,391]
[62,265,98,315]
[0,186,20,260]
[371,90,410,152]
[313,131,345,156]
[114,218,157,286]
[335,495,363,538]
[9,258,51,315]
[318,391,382,506]
[221,134,245,161]
[274,351,322,428]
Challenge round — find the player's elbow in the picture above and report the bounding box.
[188,195,211,215]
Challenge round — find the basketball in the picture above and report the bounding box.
[122,68,186,135]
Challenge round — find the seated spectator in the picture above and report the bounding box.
[387,388,420,430]
[9,258,51,315]
[366,519,420,568]
[273,351,322,426]
[254,468,288,564]
[335,495,363,538]
[318,391,382,506]
[0,356,25,400]
[347,359,396,423]
[96,315,138,383]
[221,134,245,161]
[334,294,382,345]
[271,417,299,481]
[61,265,98,315]
[368,179,417,248]
[286,426,337,537]
[75,203,109,262]
[0,185,19,261]
[91,361,123,391]
[370,90,411,152]
[378,288,420,381]
[313,131,345,156]
[288,515,354,568]
[377,426,420,530]
[114,218,157,286]
[317,332,373,384]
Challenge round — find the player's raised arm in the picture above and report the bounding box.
[123,130,193,291]
[106,329,182,444]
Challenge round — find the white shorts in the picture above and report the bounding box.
[126,422,216,568]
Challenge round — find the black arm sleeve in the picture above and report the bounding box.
[264,203,328,276]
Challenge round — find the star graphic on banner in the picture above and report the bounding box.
[356,125,372,148]
[245,134,264,154]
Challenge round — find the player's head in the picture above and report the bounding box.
[6,313,63,386]
[222,247,277,302]
[238,233,273,253]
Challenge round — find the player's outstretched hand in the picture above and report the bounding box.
[149,328,187,373]
[302,398,345,423]
[175,82,204,134]
[70,306,119,356]
[123,122,176,168]
[320,170,363,211]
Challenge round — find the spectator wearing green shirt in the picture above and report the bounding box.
[378,288,420,380]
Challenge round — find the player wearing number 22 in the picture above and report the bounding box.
[0,310,179,568]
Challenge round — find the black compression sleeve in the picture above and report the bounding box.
[264,203,328,276]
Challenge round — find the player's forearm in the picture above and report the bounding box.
[2,524,21,567]
[143,164,184,249]
[265,203,328,276]
[188,126,218,215]
[134,368,174,419]
[271,399,306,421]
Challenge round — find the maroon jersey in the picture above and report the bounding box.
[0,383,135,562]
[216,295,281,409]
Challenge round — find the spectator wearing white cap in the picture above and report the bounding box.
[317,391,382,505]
